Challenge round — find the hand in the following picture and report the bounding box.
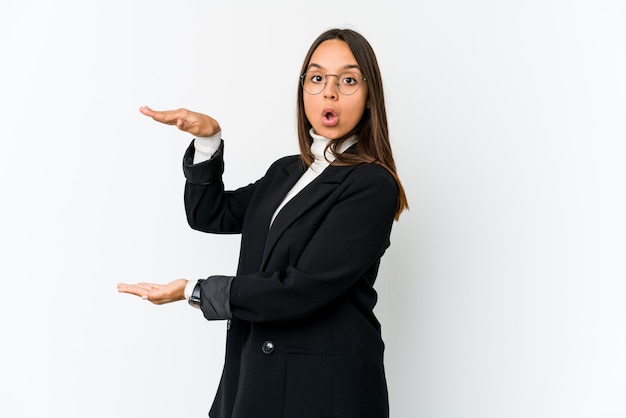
[117,278,188,305]
[139,105,221,137]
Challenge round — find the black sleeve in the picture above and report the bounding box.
[183,139,258,234]
[197,276,235,320]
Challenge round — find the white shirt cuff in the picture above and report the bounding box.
[192,131,222,164]
[184,279,198,300]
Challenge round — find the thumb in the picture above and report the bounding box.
[139,105,155,117]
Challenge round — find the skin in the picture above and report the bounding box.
[118,40,369,305]
[303,39,368,139]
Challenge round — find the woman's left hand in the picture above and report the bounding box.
[117,279,187,305]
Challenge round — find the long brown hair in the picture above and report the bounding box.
[296,28,408,220]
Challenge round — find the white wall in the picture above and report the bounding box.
[1,1,625,417]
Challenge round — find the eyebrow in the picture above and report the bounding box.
[307,63,362,72]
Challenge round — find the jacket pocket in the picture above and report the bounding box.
[283,348,360,418]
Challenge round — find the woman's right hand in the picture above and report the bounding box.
[139,105,221,137]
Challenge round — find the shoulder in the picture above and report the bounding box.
[333,163,399,212]
[271,154,300,167]
[350,163,398,192]
[352,162,395,178]
[265,154,302,174]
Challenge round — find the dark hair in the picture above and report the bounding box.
[296,28,408,219]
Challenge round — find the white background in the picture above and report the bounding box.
[1,1,625,417]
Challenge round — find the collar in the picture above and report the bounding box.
[308,129,358,166]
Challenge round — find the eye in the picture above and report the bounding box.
[308,72,324,84]
[341,72,360,86]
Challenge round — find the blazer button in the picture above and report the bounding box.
[262,341,275,355]
[226,319,231,331]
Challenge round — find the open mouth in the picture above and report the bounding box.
[322,108,338,126]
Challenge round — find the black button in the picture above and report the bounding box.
[262,341,275,355]
[226,319,231,331]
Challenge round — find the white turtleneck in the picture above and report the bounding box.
[270,130,357,225]
[185,130,357,300]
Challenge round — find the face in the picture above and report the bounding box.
[303,39,368,139]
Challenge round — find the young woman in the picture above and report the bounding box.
[118,28,408,418]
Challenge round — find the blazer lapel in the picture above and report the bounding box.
[260,163,359,270]
[254,158,305,231]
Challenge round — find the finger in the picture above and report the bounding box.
[150,110,175,125]
[118,282,160,294]
[139,105,176,125]
[140,105,183,126]
[117,283,148,298]
[144,289,172,305]
[136,282,163,287]
[133,284,159,295]
[117,283,138,292]
[156,108,189,126]
[139,105,155,117]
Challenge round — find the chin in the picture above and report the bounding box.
[314,127,343,140]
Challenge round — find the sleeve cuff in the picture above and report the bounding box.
[182,139,225,185]
[199,276,234,320]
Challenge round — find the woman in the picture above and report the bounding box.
[119,28,408,418]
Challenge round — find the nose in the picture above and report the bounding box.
[323,75,339,99]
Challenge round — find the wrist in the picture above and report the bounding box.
[184,279,197,300]
[199,117,220,137]
[188,279,205,309]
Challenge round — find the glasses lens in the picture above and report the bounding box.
[337,72,363,95]
[301,71,325,95]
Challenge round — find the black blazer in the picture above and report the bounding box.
[183,140,398,418]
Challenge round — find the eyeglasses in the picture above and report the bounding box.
[300,71,367,96]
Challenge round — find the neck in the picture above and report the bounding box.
[309,129,357,163]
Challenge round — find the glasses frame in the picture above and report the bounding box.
[300,71,367,96]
